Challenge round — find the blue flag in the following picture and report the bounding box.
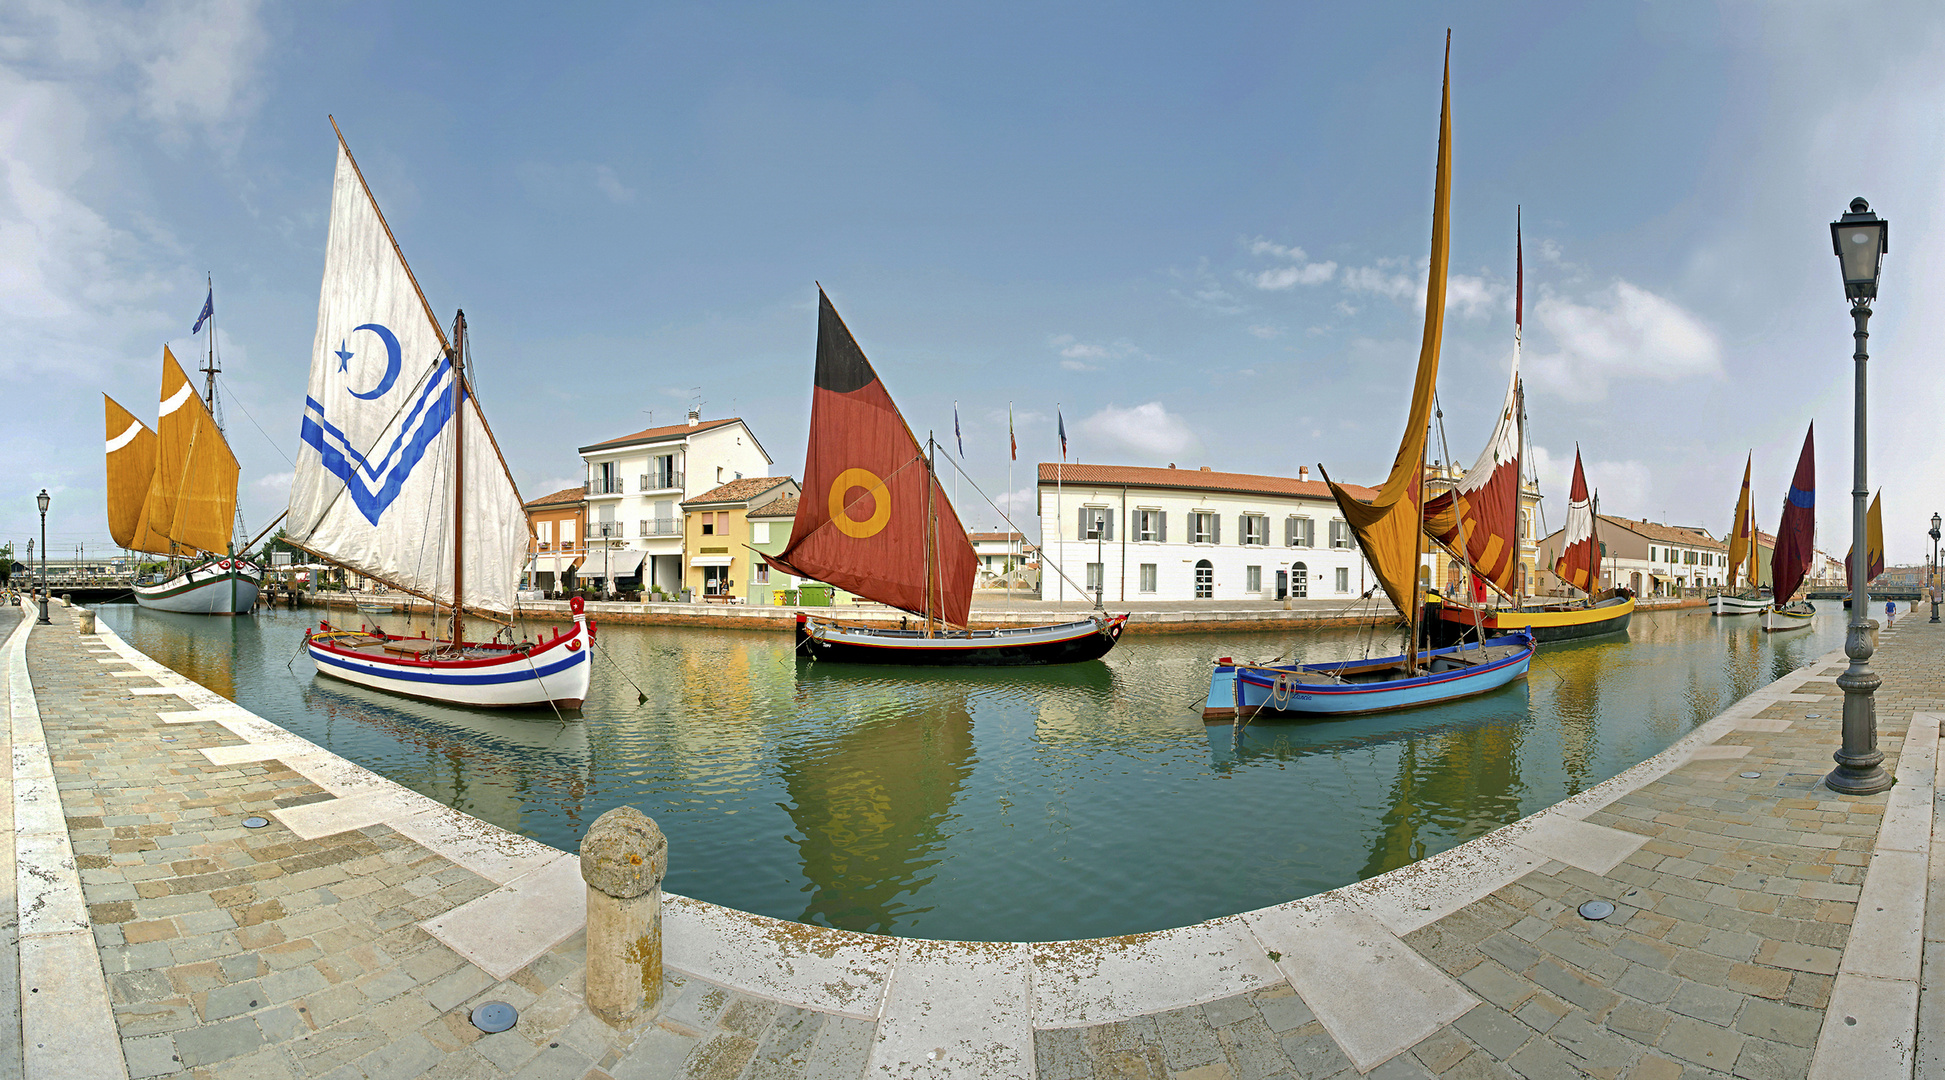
[191,288,214,334]
[954,401,963,458]
[1057,408,1067,460]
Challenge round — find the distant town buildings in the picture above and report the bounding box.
[1536,516,1732,597]
[681,476,799,601]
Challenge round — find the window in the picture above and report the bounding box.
[1194,560,1214,599]
[717,466,724,483]
[1080,507,1113,541]
[638,520,649,537]
[1329,519,1351,549]
[1335,567,1350,593]
[1246,565,1262,592]
[1286,516,1314,548]
[537,521,552,546]
[755,563,770,585]
[1139,563,1157,593]
[1136,509,1164,542]
[1521,510,1532,539]
[752,521,771,544]
[1190,511,1218,544]
[1291,562,1308,598]
[701,513,716,536]
[561,521,576,549]
[1085,562,1104,592]
[1241,514,1268,546]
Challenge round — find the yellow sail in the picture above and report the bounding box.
[141,347,240,556]
[1725,454,1752,589]
[1324,39,1452,621]
[104,394,172,554]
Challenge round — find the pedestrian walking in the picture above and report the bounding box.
[1886,599,1896,628]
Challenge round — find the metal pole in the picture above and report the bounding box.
[1931,524,1940,623]
[1828,301,1891,794]
[37,506,50,624]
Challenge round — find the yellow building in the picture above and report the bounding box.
[681,477,798,601]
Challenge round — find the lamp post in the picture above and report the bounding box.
[1826,198,1892,795]
[1931,512,1940,623]
[35,488,51,625]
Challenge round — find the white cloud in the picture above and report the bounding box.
[1247,324,1280,340]
[1245,236,1336,290]
[1077,402,1201,461]
[1169,259,1248,315]
[530,476,586,498]
[1049,333,1140,371]
[250,470,292,494]
[1341,264,1502,318]
[1342,265,1417,300]
[1525,281,1722,401]
[593,164,636,204]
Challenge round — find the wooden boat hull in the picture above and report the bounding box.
[133,559,262,615]
[795,612,1126,666]
[306,601,593,709]
[1710,592,1770,616]
[1424,594,1633,646]
[1204,632,1536,721]
[1761,603,1816,633]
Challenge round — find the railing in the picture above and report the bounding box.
[639,519,681,537]
[586,477,626,495]
[639,471,683,491]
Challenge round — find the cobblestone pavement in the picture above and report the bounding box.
[6,598,1937,1079]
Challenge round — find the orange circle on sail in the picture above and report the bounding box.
[829,468,891,538]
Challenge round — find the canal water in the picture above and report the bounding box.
[94,601,1855,943]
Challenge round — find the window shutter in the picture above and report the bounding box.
[1079,508,1090,538]
[1214,515,1222,545]
[1159,512,1167,543]
[1285,517,1295,546]
[1106,512,1115,541]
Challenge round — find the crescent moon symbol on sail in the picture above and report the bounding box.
[345,323,403,401]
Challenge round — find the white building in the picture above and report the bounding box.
[1536,515,1730,597]
[969,531,1031,579]
[1035,463,1377,604]
[577,408,773,596]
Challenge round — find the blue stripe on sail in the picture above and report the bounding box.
[301,358,457,525]
[310,647,587,685]
[1788,486,1814,509]
[303,356,455,481]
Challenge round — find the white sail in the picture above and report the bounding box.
[288,141,526,615]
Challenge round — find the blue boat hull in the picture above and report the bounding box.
[1203,632,1536,721]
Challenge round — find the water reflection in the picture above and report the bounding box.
[93,601,1848,942]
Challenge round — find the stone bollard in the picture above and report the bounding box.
[76,608,95,634]
[581,806,668,1026]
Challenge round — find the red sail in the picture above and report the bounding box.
[1770,423,1816,605]
[1552,449,1599,591]
[770,291,977,626]
[1423,364,1522,595]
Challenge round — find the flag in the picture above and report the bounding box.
[1057,408,1067,460]
[1008,403,1016,461]
[191,287,214,335]
[954,400,963,457]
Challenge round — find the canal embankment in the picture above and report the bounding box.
[4,592,1935,1078]
[291,590,1708,633]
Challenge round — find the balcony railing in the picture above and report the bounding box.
[586,477,626,495]
[639,518,681,537]
[639,471,684,491]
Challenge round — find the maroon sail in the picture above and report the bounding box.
[1770,423,1816,606]
[770,290,978,626]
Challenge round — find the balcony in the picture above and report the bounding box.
[639,518,681,538]
[586,477,626,496]
[639,471,684,492]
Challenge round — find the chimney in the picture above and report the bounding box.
[1168,463,1176,469]
[1299,465,1309,482]
[1199,466,1212,472]
[687,407,700,427]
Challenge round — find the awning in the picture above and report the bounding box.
[690,555,734,568]
[523,556,586,574]
[577,549,646,578]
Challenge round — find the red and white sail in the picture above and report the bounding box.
[1552,449,1600,592]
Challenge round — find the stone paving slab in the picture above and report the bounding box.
[9,598,1942,1080]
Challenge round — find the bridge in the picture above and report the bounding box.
[1806,587,1923,601]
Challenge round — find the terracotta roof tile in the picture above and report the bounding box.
[578,417,740,454]
[683,476,795,506]
[523,487,586,509]
[1036,462,1377,501]
[748,494,799,519]
[969,531,1025,543]
[1596,515,1725,549]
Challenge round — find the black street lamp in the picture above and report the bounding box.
[35,488,51,625]
[1826,199,1892,795]
[1931,512,1940,624]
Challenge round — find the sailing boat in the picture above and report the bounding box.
[1710,454,1769,615]
[773,290,1126,665]
[289,121,591,709]
[1203,37,1535,722]
[1840,491,1884,609]
[105,325,261,615]
[1419,216,1633,645]
[1762,424,1817,633]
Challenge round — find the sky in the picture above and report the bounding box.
[6,1,1945,567]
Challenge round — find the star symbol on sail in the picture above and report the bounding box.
[336,340,353,372]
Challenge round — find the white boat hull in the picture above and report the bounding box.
[307,605,593,709]
[1761,605,1815,633]
[1710,592,1769,616]
[133,561,262,615]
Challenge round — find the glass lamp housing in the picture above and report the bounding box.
[1831,199,1888,300]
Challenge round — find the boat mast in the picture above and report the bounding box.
[200,273,219,410]
[449,310,467,645]
[924,433,937,639]
[1513,208,1526,608]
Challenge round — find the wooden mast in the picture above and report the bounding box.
[449,310,467,645]
[924,433,937,638]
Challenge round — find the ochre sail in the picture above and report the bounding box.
[1552,450,1599,591]
[1423,361,1521,595]
[1771,424,1815,605]
[141,347,239,555]
[771,290,978,626]
[104,394,170,554]
[1325,43,1452,620]
[287,135,528,615]
[1844,491,1885,591]
[1725,455,1752,589]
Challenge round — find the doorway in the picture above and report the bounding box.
[1194,560,1213,599]
[1291,561,1308,599]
